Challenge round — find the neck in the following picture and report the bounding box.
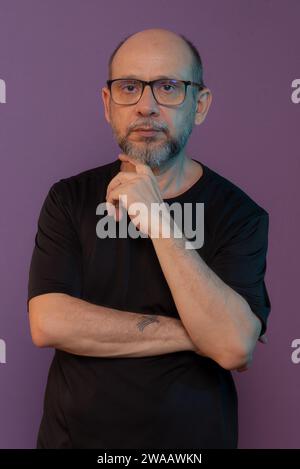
[151,151,187,198]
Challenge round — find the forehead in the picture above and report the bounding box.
[111,36,193,81]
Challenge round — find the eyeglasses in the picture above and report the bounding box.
[106,78,205,106]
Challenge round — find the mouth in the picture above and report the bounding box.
[132,128,162,136]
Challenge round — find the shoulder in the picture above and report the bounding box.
[200,164,269,250]
[203,163,269,220]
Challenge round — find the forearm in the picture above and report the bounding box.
[29,293,197,358]
[151,224,260,369]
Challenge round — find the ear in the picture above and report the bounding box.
[194,88,212,126]
[101,86,111,124]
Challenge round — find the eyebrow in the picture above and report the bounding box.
[116,75,185,81]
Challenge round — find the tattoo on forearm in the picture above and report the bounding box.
[137,315,160,332]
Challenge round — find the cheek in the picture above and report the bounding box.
[175,107,195,130]
[110,108,132,134]
[164,108,188,135]
[170,117,184,135]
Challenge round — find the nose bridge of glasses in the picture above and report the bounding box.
[135,80,156,104]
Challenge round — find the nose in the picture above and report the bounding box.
[135,83,160,116]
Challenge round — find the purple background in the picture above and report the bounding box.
[0,0,299,448]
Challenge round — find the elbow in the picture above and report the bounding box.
[29,313,52,348]
[218,312,261,371]
[193,337,253,371]
[30,330,49,348]
[218,349,252,371]
[28,298,54,348]
[215,338,254,371]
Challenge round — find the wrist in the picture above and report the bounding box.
[149,204,183,240]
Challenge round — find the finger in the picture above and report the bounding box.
[115,202,125,222]
[106,201,124,222]
[105,197,126,222]
[118,153,154,177]
[106,172,138,200]
[106,183,132,208]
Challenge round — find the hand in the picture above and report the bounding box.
[106,154,167,236]
[106,159,136,221]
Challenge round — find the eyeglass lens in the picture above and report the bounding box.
[111,79,186,105]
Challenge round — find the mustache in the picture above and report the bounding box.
[129,121,167,132]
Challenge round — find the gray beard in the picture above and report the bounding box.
[117,135,180,169]
[112,111,195,170]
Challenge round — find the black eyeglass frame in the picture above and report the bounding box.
[106,78,205,106]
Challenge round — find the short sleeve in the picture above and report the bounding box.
[208,212,271,336]
[27,182,83,311]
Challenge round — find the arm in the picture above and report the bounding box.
[28,293,197,358]
[105,157,258,369]
[151,226,261,371]
[105,155,270,371]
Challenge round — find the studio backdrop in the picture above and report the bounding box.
[0,0,299,448]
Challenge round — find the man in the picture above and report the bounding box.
[27,28,271,449]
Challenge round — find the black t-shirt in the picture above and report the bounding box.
[27,158,271,449]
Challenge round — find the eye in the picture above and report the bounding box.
[119,80,139,93]
[162,84,175,92]
[123,84,137,92]
[157,80,179,93]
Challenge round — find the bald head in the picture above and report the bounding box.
[108,28,204,87]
